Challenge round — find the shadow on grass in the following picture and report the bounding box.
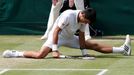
[45,54,133,60]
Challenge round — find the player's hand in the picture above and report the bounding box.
[52,0,58,6]
[52,51,60,58]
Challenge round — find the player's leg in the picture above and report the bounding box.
[2,46,52,58]
[23,46,51,58]
[85,35,131,55]
[41,5,59,40]
[74,0,84,10]
[85,40,113,53]
[23,39,55,58]
[41,0,63,40]
[41,5,56,40]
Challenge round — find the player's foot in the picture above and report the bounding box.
[122,35,131,56]
[2,50,19,58]
[41,35,48,40]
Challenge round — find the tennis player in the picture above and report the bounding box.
[2,8,131,58]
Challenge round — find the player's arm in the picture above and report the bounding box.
[52,26,62,58]
[79,24,89,56]
[52,14,69,58]
[79,30,86,49]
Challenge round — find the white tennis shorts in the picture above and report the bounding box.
[43,35,80,49]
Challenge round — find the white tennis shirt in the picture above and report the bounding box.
[48,10,86,40]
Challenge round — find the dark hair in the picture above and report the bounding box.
[82,8,96,24]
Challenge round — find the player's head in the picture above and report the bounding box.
[79,8,96,24]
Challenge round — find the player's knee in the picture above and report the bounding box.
[35,53,44,59]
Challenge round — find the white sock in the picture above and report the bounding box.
[112,47,124,53]
[16,51,24,57]
[81,49,88,56]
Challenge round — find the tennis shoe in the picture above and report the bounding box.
[41,35,48,40]
[122,35,131,56]
[2,50,19,58]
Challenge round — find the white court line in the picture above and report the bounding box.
[8,68,106,71]
[0,69,9,75]
[97,69,108,75]
[0,69,108,75]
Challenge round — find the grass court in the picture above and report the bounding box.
[0,35,134,75]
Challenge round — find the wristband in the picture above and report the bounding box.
[81,49,88,56]
[59,55,66,58]
[52,44,58,51]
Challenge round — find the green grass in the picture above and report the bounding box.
[2,70,99,75]
[0,35,134,75]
